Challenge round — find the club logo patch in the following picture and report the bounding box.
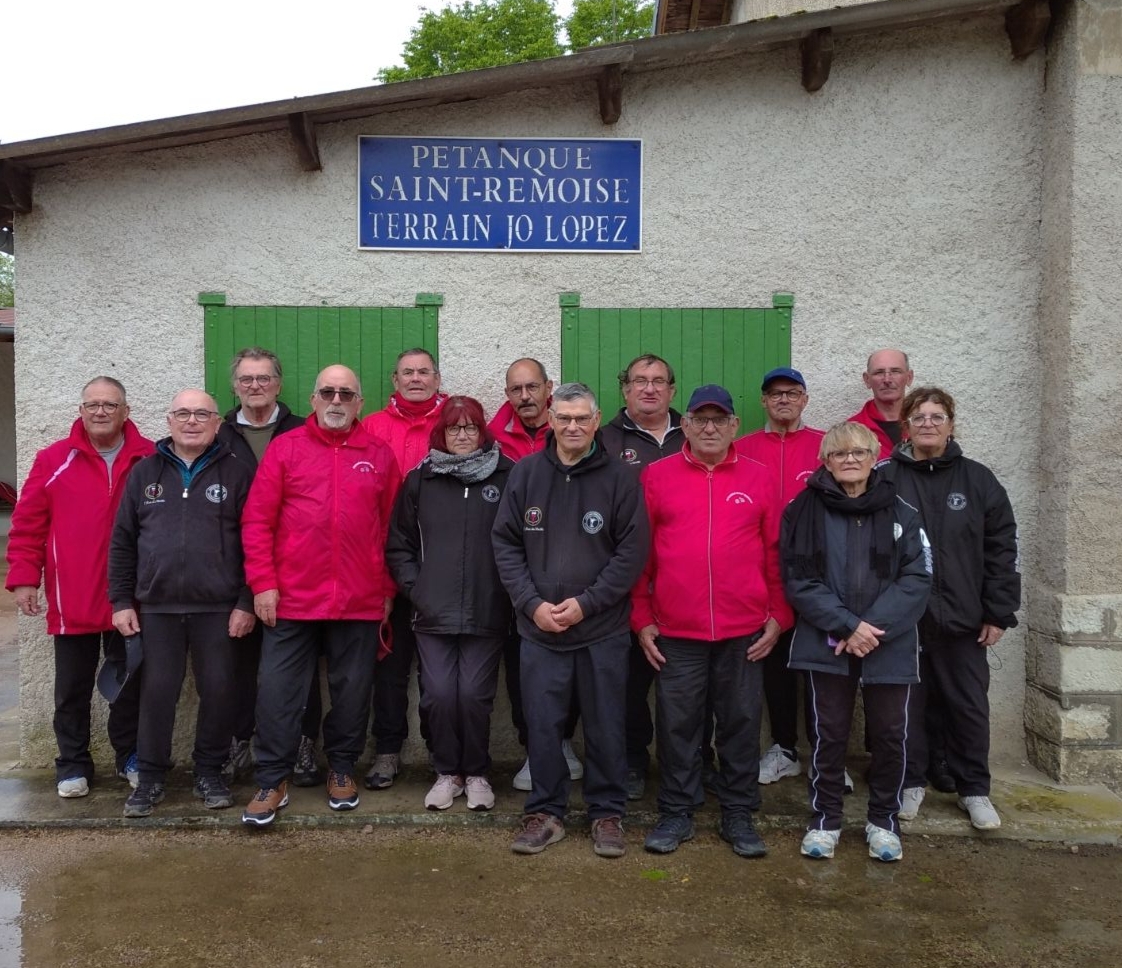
[894,522,903,540]
[524,507,543,527]
[947,492,967,511]
[582,511,604,534]
[352,461,375,473]
[726,491,752,505]
[621,448,639,464]
[482,484,500,503]
[143,483,163,501]
[206,484,228,504]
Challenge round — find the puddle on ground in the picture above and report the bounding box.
[0,826,1120,967]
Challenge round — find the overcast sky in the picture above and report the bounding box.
[3,0,577,144]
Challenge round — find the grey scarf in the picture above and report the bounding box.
[427,444,500,484]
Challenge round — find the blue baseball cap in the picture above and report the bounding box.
[687,384,735,415]
[761,367,806,391]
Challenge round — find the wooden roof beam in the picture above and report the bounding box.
[1005,0,1050,59]
[689,0,703,30]
[597,65,623,124]
[287,112,322,171]
[0,161,33,214]
[801,28,834,92]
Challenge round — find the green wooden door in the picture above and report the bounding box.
[200,293,442,417]
[559,293,793,431]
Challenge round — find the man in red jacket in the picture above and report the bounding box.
[632,385,790,859]
[487,358,553,461]
[6,376,153,798]
[735,367,824,787]
[362,348,447,791]
[241,364,400,826]
[847,348,914,459]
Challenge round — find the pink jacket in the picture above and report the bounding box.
[847,399,900,461]
[631,445,791,642]
[363,393,447,479]
[734,424,825,506]
[6,419,154,634]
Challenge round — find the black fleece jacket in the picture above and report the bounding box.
[218,401,304,470]
[599,407,685,471]
[881,440,1020,633]
[385,452,516,636]
[491,432,649,650]
[109,438,254,613]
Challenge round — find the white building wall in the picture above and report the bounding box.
[14,18,1044,767]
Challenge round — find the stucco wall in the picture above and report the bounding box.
[13,17,1044,770]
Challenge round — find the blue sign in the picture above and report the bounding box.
[358,136,642,253]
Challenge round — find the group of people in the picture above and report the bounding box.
[5,344,1020,862]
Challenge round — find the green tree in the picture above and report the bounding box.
[0,254,12,308]
[378,0,563,83]
[565,0,654,50]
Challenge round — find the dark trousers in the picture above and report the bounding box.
[904,627,992,795]
[655,633,764,818]
[135,611,238,783]
[371,597,420,755]
[625,632,655,772]
[231,623,262,742]
[53,631,140,782]
[503,628,579,748]
[255,618,378,788]
[416,632,504,776]
[804,664,911,833]
[762,629,800,752]
[521,634,628,821]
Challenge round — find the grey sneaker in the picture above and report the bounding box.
[644,814,695,854]
[512,757,532,792]
[561,739,584,780]
[424,774,465,810]
[221,738,253,783]
[193,774,235,810]
[124,782,165,818]
[293,736,321,787]
[465,775,495,811]
[899,786,925,821]
[591,816,626,858]
[364,753,400,790]
[57,776,90,798]
[866,823,903,862]
[958,795,1001,830]
[511,813,565,854]
[625,768,646,801]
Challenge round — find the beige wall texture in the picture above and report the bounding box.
[0,342,14,486]
[12,16,1056,773]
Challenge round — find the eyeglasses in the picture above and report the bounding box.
[236,374,276,387]
[687,414,732,429]
[169,409,218,423]
[446,424,480,437]
[628,377,671,389]
[868,368,908,379]
[398,368,435,378]
[764,389,804,401]
[81,402,122,414]
[552,413,595,427]
[826,448,873,462]
[907,413,950,427]
[315,387,359,402]
[506,383,543,396]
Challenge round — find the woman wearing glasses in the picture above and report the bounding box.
[884,388,1020,831]
[385,396,515,812]
[781,422,932,861]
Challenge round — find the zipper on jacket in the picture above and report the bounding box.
[706,469,716,639]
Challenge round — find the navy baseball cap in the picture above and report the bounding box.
[96,634,144,703]
[761,367,806,391]
[687,384,735,414]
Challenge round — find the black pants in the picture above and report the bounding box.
[53,631,140,782]
[136,611,238,784]
[503,627,579,748]
[762,629,800,752]
[370,597,420,755]
[625,632,655,772]
[904,626,991,796]
[255,618,378,788]
[233,624,322,743]
[655,633,764,818]
[804,664,911,833]
[416,632,504,776]
[521,634,628,820]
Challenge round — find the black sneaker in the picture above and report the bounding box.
[293,736,321,788]
[193,774,235,810]
[644,814,695,854]
[123,782,165,818]
[720,811,767,858]
[927,758,956,794]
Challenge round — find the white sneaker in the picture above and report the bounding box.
[898,786,925,821]
[57,776,89,798]
[865,823,903,862]
[759,744,801,784]
[958,795,1001,830]
[800,828,840,859]
[513,758,532,791]
[465,775,495,811]
[424,774,465,810]
[562,739,584,780]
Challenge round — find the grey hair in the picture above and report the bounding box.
[551,382,598,414]
[230,347,282,382]
[82,376,127,402]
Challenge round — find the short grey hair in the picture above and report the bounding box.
[551,382,598,414]
[230,347,282,382]
[82,376,127,402]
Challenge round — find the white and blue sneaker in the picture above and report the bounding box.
[800,828,841,859]
[57,776,89,798]
[118,752,140,790]
[865,823,903,862]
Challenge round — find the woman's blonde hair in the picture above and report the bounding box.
[818,421,881,462]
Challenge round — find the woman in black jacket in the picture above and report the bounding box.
[884,387,1020,831]
[385,396,515,813]
[782,421,932,862]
